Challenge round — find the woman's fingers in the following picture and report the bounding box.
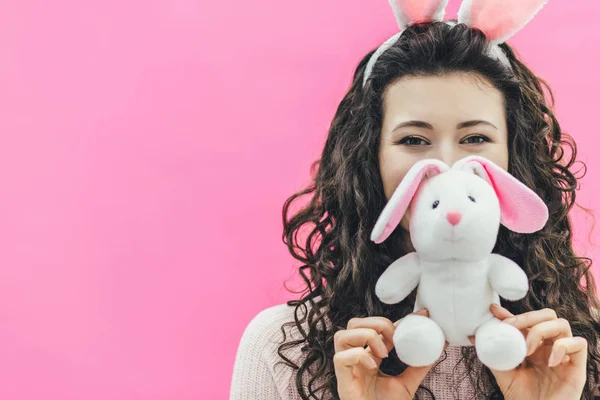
[347,316,396,352]
[548,337,588,368]
[502,307,558,330]
[334,310,430,372]
[524,318,572,356]
[333,317,395,390]
[487,304,583,369]
[491,304,564,356]
[333,310,444,396]
[334,328,389,358]
[334,347,376,369]
[490,303,514,320]
[333,347,377,383]
[491,304,568,357]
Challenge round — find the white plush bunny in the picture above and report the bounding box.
[370,155,549,371]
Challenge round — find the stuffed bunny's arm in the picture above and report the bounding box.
[375,252,421,304]
[488,253,529,301]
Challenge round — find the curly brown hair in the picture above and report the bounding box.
[276,21,600,399]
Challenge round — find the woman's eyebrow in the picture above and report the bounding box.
[391,120,433,132]
[457,120,498,130]
[391,119,498,132]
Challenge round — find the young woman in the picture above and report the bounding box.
[231,1,600,399]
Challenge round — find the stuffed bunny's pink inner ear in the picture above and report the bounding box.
[464,158,549,233]
[372,163,443,243]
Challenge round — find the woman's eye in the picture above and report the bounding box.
[461,135,490,144]
[397,136,430,146]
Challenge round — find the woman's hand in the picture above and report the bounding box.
[333,309,440,400]
[486,304,588,400]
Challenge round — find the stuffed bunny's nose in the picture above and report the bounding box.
[447,210,462,226]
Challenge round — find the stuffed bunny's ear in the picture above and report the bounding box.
[371,159,449,244]
[454,156,549,233]
[389,0,449,30]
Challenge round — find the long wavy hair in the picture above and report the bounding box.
[277,21,600,399]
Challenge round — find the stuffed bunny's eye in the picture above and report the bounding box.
[432,200,440,209]
[468,196,476,203]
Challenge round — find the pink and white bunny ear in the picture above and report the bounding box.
[457,0,549,45]
[389,0,449,30]
[371,159,449,244]
[453,156,549,233]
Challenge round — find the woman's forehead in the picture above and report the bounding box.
[382,73,505,124]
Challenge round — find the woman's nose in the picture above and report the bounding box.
[432,143,464,167]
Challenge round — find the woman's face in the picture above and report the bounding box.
[378,72,509,228]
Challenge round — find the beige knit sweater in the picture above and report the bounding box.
[230,303,485,399]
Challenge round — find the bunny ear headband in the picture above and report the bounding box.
[370,156,549,243]
[363,0,549,86]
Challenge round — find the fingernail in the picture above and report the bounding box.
[378,343,389,358]
[415,308,428,314]
[366,356,377,369]
[504,317,516,325]
[548,351,556,367]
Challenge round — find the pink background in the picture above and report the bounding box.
[0,0,597,399]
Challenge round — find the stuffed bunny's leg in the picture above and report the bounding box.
[475,317,526,371]
[393,314,445,367]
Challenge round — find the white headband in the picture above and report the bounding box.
[363,0,549,87]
